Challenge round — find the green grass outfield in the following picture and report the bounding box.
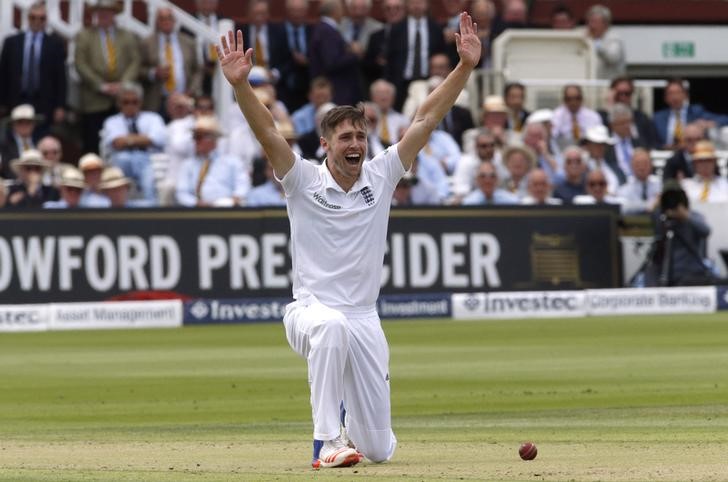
[1,314,728,481]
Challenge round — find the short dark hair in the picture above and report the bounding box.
[504,82,525,97]
[320,104,367,139]
[610,76,633,89]
[666,77,687,93]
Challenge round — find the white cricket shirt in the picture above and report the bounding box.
[280,147,406,311]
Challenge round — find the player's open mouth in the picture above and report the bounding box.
[345,154,361,165]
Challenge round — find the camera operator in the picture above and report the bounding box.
[649,183,716,286]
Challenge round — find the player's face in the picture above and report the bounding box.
[323,119,368,184]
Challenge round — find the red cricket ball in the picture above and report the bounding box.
[519,442,538,460]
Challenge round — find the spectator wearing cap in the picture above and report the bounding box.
[573,169,623,205]
[74,0,140,154]
[0,1,67,134]
[462,161,518,205]
[553,145,588,203]
[370,79,409,148]
[6,149,59,208]
[581,125,623,194]
[521,168,562,205]
[551,84,603,148]
[44,167,86,209]
[101,82,165,203]
[618,148,662,214]
[291,77,334,137]
[38,135,73,188]
[139,7,201,118]
[500,144,535,200]
[176,116,251,207]
[78,153,112,208]
[680,141,728,204]
[0,104,43,179]
[451,128,505,199]
[100,166,155,208]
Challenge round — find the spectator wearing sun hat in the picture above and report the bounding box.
[78,153,112,208]
[100,166,156,208]
[581,124,622,195]
[0,104,43,179]
[44,167,87,209]
[680,140,728,204]
[176,116,251,207]
[6,149,59,208]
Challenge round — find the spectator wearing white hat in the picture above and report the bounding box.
[78,153,112,208]
[6,149,59,208]
[526,108,562,161]
[581,124,622,195]
[176,116,251,207]
[44,167,86,209]
[0,104,42,179]
[100,166,155,208]
[461,94,509,154]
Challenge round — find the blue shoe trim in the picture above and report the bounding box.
[312,438,324,463]
[340,401,346,427]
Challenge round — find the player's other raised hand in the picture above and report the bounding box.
[455,12,481,69]
[217,30,254,87]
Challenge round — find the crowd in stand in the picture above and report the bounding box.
[2,0,728,212]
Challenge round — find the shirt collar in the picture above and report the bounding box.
[321,16,338,29]
[320,158,372,193]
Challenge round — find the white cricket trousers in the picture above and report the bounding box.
[283,294,397,463]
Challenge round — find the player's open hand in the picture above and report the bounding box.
[455,12,481,69]
[217,30,254,87]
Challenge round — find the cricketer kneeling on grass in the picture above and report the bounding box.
[216,10,481,469]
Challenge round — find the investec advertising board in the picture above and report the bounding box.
[0,207,619,303]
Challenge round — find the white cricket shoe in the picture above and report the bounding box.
[312,436,361,469]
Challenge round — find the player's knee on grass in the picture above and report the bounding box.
[357,430,396,463]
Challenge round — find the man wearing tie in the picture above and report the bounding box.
[242,0,289,81]
[606,103,648,185]
[0,105,42,180]
[0,2,67,135]
[279,0,312,112]
[140,7,201,117]
[617,148,662,214]
[653,78,728,149]
[680,141,728,204]
[101,83,166,203]
[551,84,603,148]
[75,0,140,154]
[385,0,446,111]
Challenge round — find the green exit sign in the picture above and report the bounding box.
[662,41,695,58]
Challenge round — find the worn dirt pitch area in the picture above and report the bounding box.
[1,315,728,481]
[2,439,728,481]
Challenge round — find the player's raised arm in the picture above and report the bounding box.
[217,30,295,177]
[397,13,481,170]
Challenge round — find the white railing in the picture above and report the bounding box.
[0,0,232,123]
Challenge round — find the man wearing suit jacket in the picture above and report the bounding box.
[0,105,42,180]
[605,103,648,183]
[385,0,446,111]
[363,0,405,86]
[0,2,67,134]
[279,0,313,112]
[504,82,530,134]
[662,123,708,181]
[140,7,201,116]
[598,76,657,148]
[74,0,140,154]
[188,0,227,95]
[242,0,290,81]
[309,0,363,106]
[653,78,728,149]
